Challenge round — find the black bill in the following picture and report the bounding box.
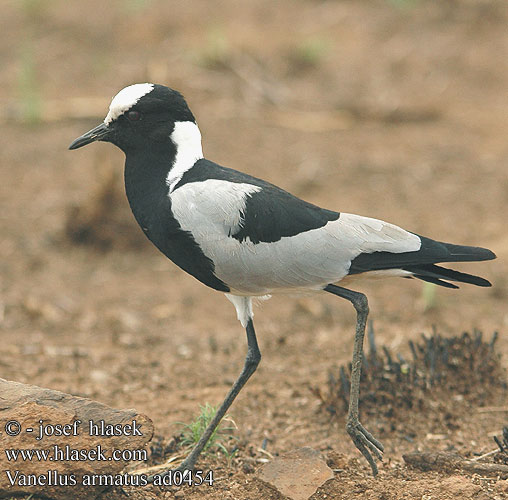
[69,122,109,150]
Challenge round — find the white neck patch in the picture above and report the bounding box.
[166,121,204,192]
[104,83,154,125]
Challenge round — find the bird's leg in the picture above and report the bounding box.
[325,284,384,476]
[151,318,261,479]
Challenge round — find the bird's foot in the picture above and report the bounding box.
[346,418,384,476]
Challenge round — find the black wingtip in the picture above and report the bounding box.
[471,247,496,261]
[485,249,497,261]
[448,245,496,262]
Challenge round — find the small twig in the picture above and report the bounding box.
[368,320,377,358]
[476,406,508,413]
[404,451,508,479]
[227,53,285,105]
[383,346,393,368]
[471,449,500,461]
[130,454,184,476]
[0,97,107,124]
[257,448,275,459]
[494,435,505,453]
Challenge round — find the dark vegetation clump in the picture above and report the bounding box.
[146,434,181,466]
[64,169,146,251]
[493,427,508,465]
[314,324,506,422]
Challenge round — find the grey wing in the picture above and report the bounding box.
[170,181,422,295]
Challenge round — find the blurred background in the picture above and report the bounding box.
[1,0,507,496]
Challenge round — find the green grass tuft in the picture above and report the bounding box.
[421,281,438,311]
[289,36,330,71]
[20,0,46,18]
[18,44,42,125]
[386,0,420,9]
[179,403,238,461]
[121,0,153,14]
[194,26,231,69]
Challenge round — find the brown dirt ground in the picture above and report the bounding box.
[1,0,508,498]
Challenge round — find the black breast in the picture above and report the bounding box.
[124,154,229,292]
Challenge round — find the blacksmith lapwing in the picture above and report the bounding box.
[69,83,496,475]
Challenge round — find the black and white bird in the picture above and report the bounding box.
[69,83,495,476]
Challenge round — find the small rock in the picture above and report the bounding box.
[0,378,153,500]
[258,447,333,500]
[89,369,110,383]
[242,461,255,474]
[22,295,63,323]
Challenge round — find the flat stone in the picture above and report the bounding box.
[0,378,153,500]
[258,447,334,500]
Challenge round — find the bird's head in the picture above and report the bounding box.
[69,83,199,154]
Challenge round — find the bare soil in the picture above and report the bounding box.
[1,1,508,498]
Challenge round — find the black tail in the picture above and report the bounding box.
[349,235,496,289]
[405,263,492,289]
[404,237,495,288]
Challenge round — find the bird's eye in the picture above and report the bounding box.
[126,110,141,121]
